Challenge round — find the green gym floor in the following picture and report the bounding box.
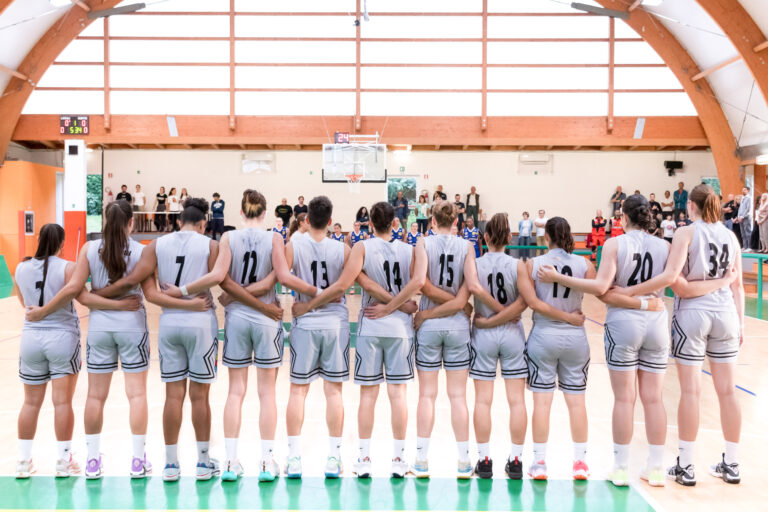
[2,476,654,511]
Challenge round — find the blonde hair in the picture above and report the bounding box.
[432,200,457,228]
[241,189,266,219]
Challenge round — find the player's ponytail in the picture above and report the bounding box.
[689,184,720,223]
[179,197,209,224]
[101,200,133,283]
[545,217,574,253]
[34,223,66,306]
[289,213,307,237]
[484,213,510,250]
[241,189,266,219]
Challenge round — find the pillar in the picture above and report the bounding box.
[62,140,87,261]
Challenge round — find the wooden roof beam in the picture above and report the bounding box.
[691,55,740,82]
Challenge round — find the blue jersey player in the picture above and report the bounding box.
[330,223,345,243]
[406,222,422,246]
[272,218,288,244]
[462,218,481,257]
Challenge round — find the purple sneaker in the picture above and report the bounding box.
[130,454,152,479]
[85,456,103,480]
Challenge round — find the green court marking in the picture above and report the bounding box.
[0,255,12,300]
[0,477,654,511]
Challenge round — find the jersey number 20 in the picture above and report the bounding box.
[628,252,653,286]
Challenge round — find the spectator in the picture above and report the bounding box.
[427,218,436,237]
[273,217,288,244]
[750,194,761,251]
[133,184,146,232]
[153,186,167,232]
[660,213,676,243]
[734,186,753,250]
[391,190,409,228]
[349,221,366,247]
[673,182,688,218]
[167,187,180,232]
[465,186,480,226]
[416,195,430,234]
[757,193,768,253]
[518,211,533,261]
[116,184,131,203]
[462,217,480,257]
[453,194,466,229]
[210,192,225,240]
[648,193,662,222]
[610,186,626,215]
[275,198,293,226]
[477,209,487,235]
[609,209,624,237]
[590,210,607,262]
[732,195,743,246]
[722,193,737,230]
[676,211,691,228]
[534,209,548,255]
[634,190,641,195]
[433,185,447,202]
[660,190,674,218]
[179,187,189,204]
[407,222,422,247]
[293,195,308,217]
[356,206,371,235]
[391,217,404,242]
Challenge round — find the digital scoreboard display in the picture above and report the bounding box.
[60,115,89,135]
[334,131,349,144]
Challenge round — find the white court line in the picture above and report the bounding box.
[631,481,666,512]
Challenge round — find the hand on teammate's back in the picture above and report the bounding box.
[118,295,142,311]
[264,302,284,321]
[189,293,212,311]
[24,305,44,322]
[292,302,309,318]
[218,292,233,307]
[161,283,182,298]
[568,310,585,326]
[536,265,558,283]
[363,303,391,319]
[399,300,418,314]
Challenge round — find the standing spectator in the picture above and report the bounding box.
[673,182,688,218]
[416,195,430,234]
[273,217,288,244]
[517,211,533,261]
[453,194,466,229]
[349,221,366,247]
[133,184,146,232]
[293,195,308,217]
[534,209,548,255]
[722,193,737,231]
[660,214,676,243]
[610,186,626,215]
[609,209,624,237]
[433,185,447,202]
[115,184,132,203]
[648,193,662,222]
[676,211,691,228]
[590,210,607,261]
[465,186,480,226]
[391,190,409,229]
[275,198,293,226]
[179,187,189,204]
[462,217,480,257]
[210,192,225,240]
[153,186,167,232]
[732,195,743,246]
[355,206,371,235]
[660,190,674,219]
[756,193,768,253]
[167,187,180,231]
[477,209,487,235]
[734,186,753,250]
[750,194,762,251]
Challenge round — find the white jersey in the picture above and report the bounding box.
[531,248,588,332]
[86,238,147,332]
[226,228,278,327]
[155,231,215,320]
[358,237,414,339]
[16,256,79,333]
[419,234,471,331]
[474,251,520,320]
[675,220,738,312]
[291,233,348,329]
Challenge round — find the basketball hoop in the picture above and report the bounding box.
[345,174,363,194]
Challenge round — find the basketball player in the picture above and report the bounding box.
[349,221,366,247]
[331,223,345,243]
[617,184,744,486]
[289,213,309,240]
[407,222,422,247]
[462,217,481,257]
[292,201,427,478]
[391,218,404,242]
[273,218,288,244]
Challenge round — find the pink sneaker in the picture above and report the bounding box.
[573,460,590,480]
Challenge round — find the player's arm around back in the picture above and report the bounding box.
[24,244,91,321]
[463,248,504,314]
[516,259,584,326]
[373,239,428,317]
[164,234,230,297]
[620,226,693,297]
[271,234,317,297]
[296,243,360,316]
[540,239,618,297]
[93,240,158,298]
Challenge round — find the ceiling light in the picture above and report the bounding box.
[49,0,72,7]
[757,154,768,165]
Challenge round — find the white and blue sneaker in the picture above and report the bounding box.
[221,459,244,482]
[457,460,473,480]
[411,459,430,479]
[353,457,372,479]
[195,458,220,481]
[162,463,180,482]
[324,456,343,478]
[258,458,280,482]
[285,456,302,479]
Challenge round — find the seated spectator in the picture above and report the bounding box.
[330,223,345,243]
[407,222,422,246]
[676,211,691,228]
[648,193,662,222]
[450,225,459,237]
[356,206,371,234]
[661,190,674,219]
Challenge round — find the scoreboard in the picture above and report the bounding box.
[60,115,89,135]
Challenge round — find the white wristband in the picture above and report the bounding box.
[180,285,189,296]
[639,298,648,311]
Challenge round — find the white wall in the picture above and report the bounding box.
[88,149,718,232]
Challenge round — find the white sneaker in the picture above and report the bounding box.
[258,458,280,482]
[324,456,343,478]
[411,459,430,478]
[55,455,81,478]
[196,458,220,481]
[391,457,408,478]
[222,459,244,482]
[15,459,35,479]
[640,466,666,487]
[528,460,547,480]
[162,463,180,482]
[353,457,372,479]
[285,456,302,479]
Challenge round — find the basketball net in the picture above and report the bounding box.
[345,173,363,194]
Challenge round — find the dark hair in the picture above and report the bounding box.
[308,196,333,229]
[289,213,307,237]
[689,184,721,223]
[355,206,368,219]
[545,217,574,253]
[213,192,220,198]
[484,213,510,249]
[432,200,457,227]
[370,201,395,234]
[169,187,177,195]
[622,194,653,230]
[101,200,133,283]
[180,197,209,224]
[33,224,66,306]
[121,184,127,188]
[418,195,426,203]
[241,189,266,219]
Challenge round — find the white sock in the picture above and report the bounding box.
[132,435,146,459]
[509,443,524,462]
[457,441,470,463]
[359,438,371,460]
[573,442,587,462]
[724,441,739,465]
[416,437,430,461]
[678,440,694,468]
[18,439,33,461]
[613,443,630,468]
[85,434,100,460]
[57,440,72,461]
[165,444,178,465]
[393,439,405,460]
[533,442,547,463]
[477,442,490,459]
[197,441,210,464]
[648,444,664,468]
[225,438,238,462]
[287,436,301,458]
[261,439,274,461]
[329,436,342,458]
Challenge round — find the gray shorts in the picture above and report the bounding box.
[289,325,350,384]
[526,327,590,394]
[470,323,527,381]
[671,309,740,365]
[604,310,669,374]
[158,317,219,384]
[86,331,150,373]
[354,336,414,385]
[223,314,283,369]
[415,328,471,371]
[19,329,81,385]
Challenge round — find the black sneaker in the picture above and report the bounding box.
[709,453,740,484]
[666,457,696,486]
[505,456,523,480]
[474,457,493,479]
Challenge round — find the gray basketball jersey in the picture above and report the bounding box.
[419,234,471,331]
[226,228,278,326]
[474,252,520,319]
[610,230,669,309]
[291,233,348,328]
[358,237,414,339]
[675,220,738,312]
[531,248,588,332]
[86,239,147,332]
[155,231,214,316]
[16,256,79,332]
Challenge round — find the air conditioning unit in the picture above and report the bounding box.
[242,152,274,174]
[518,153,553,175]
